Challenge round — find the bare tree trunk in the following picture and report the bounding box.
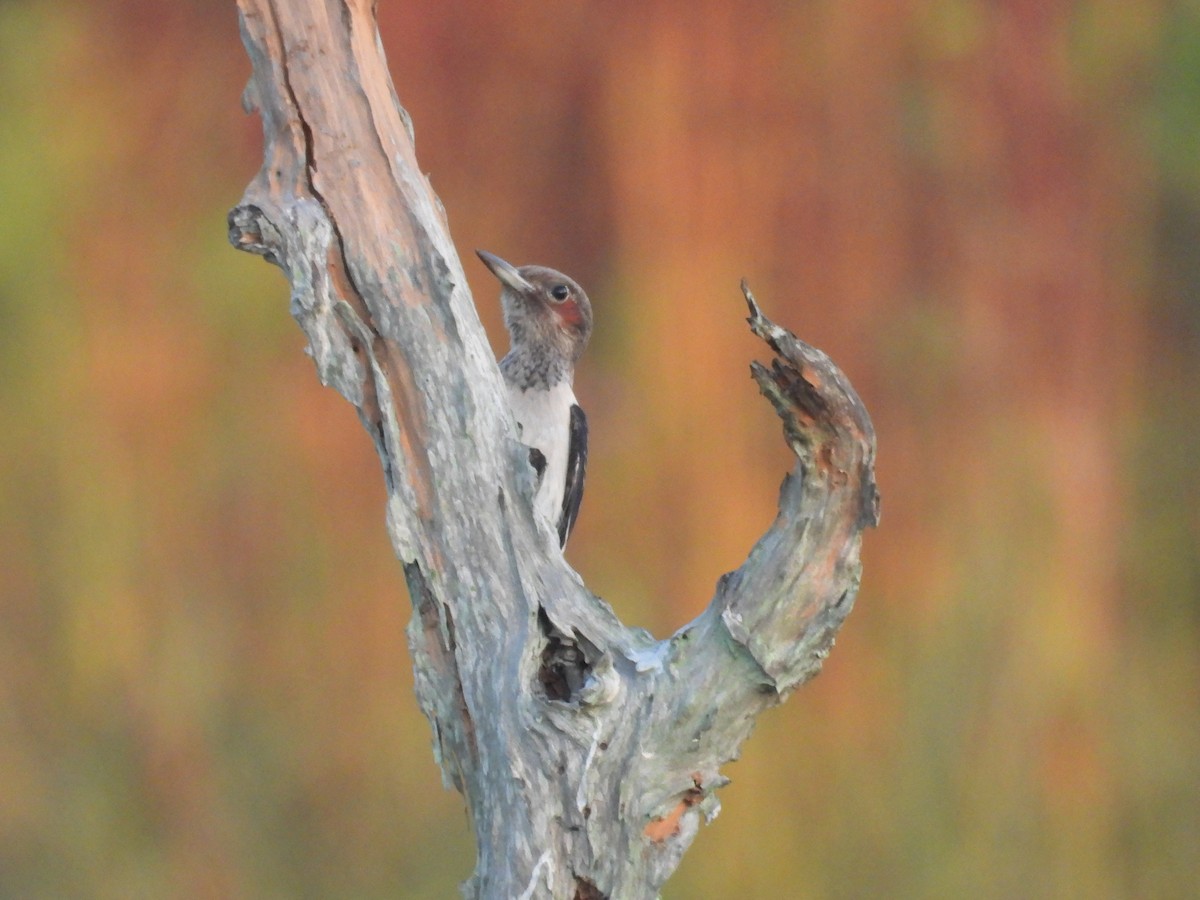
[228,2,879,897]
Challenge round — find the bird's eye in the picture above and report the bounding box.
[550,284,570,302]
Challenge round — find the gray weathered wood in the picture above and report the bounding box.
[228,2,878,897]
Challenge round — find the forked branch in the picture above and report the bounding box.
[229,1,877,897]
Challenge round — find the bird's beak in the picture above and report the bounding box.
[476,249,533,293]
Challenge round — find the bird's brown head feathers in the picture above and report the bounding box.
[476,249,593,366]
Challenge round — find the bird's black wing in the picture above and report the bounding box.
[558,404,588,547]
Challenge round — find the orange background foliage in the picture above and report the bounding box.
[1,1,1197,897]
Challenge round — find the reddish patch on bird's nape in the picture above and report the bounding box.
[554,299,584,328]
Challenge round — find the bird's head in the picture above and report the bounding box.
[476,249,592,364]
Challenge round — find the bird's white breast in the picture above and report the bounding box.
[506,380,576,534]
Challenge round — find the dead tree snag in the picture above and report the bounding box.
[228,2,878,897]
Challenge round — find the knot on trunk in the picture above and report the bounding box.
[537,607,617,706]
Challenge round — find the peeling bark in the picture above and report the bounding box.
[229,2,878,897]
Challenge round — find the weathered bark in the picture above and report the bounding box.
[228,1,879,898]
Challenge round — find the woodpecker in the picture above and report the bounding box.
[476,249,591,547]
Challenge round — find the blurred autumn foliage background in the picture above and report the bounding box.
[1,0,1198,896]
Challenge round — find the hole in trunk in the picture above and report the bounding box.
[536,606,591,703]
